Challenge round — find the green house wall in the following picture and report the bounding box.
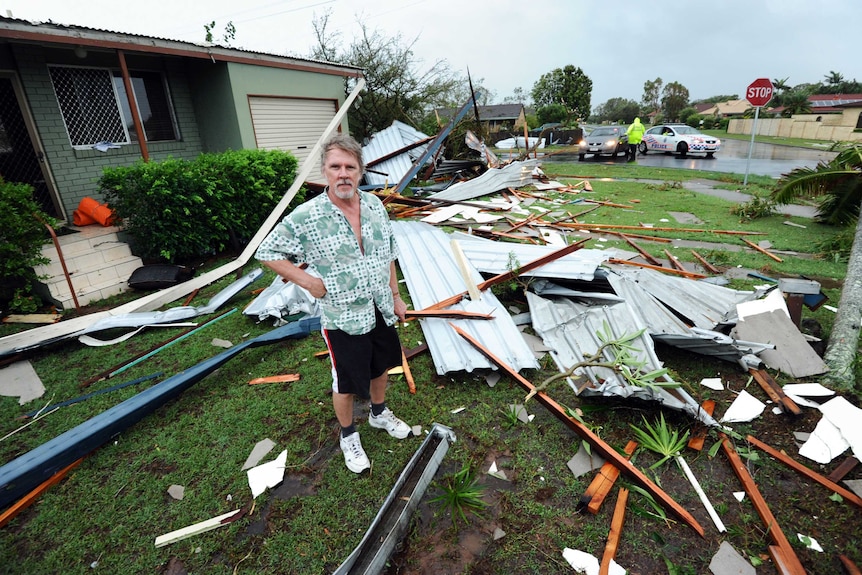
[5,42,351,221]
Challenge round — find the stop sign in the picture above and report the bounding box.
[746,78,773,107]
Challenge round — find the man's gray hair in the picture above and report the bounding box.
[320,133,365,174]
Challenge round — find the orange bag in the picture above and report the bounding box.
[72,197,117,227]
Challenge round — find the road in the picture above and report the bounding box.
[545,137,838,178]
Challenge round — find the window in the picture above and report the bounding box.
[49,65,179,148]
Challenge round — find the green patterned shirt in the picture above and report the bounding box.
[256,190,399,335]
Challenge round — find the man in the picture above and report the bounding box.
[626,117,646,162]
[255,133,410,474]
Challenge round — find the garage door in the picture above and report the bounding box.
[249,96,338,184]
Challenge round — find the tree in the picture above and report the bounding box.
[770,78,791,106]
[310,11,462,142]
[677,106,699,126]
[531,65,592,123]
[642,77,663,114]
[781,90,812,117]
[692,94,739,105]
[591,97,640,124]
[204,20,236,46]
[824,70,844,88]
[537,104,567,126]
[661,81,689,122]
[773,145,862,393]
[502,86,529,106]
[817,71,862,95]
[772,78,790,91]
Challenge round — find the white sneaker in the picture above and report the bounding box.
[340,431,370,474]
[368,408,411,439]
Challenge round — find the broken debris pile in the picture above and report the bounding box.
[3,101,860,573]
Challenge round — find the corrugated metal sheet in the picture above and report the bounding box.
[428,159,539,202]
[601,271,694,336]
[392,221,539,375]
[526,291,718,426]
[362,121,431,187]
[450,231,609,281]
[531,277,766,368]
[605,265,760,330]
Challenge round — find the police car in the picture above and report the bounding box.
[639,124,720,158]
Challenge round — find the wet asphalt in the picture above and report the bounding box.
[542,138,825,218]
[546,138,836,180]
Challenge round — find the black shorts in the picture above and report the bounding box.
[323,309,402,399]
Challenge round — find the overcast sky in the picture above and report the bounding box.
[4,0,860,110]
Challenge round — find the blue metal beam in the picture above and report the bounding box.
[393,92,481,195]
[0,317,320,510]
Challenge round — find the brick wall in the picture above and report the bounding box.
[13,45,205,220]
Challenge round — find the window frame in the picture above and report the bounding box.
[48,64,180,150]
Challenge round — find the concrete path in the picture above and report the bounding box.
[682,179,819,219]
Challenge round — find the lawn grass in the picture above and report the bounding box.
[1,161,858,574]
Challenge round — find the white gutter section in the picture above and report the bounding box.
[333,424,457,574]
[0,79,366,358]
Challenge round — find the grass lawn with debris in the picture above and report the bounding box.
[1,162,860,574]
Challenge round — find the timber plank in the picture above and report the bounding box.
[582,441,637,514]
[451,323,705,538]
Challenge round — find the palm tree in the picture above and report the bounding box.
[771,77,790,107]
[781,90,812,117]
[824,70,845,85]
[773,146,862,393]
[772,77,790,91]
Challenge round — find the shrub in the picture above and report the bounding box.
[0,178,57,313]
[713,117,730,130]
[730,195,777,221]
[100,149,302,262]
[816,227,854,262]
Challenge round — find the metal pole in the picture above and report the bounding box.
[743,106,760,186]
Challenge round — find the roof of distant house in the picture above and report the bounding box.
[700,99,752,116]
[809,93,862,112]
[436,103,525,121]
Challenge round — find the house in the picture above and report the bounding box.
[435,103,526,133]
[692,102,714,114]
[728,93,862,142]
[0,16,361,308]
[808,93,862,115]
[699,100,751,118]
[0,16,362,222]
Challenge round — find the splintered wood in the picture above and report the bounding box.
[687,400,715,451]
[581,441,637,514]
[599,487,629,575]
[720,435,806,575]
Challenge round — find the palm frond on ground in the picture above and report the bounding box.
[773,145,862,226]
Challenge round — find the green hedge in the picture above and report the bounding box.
[100,149,303,263]
[0,178,56,313]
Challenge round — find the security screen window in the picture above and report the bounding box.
[49,65,179,148]
[111,71,178,142]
